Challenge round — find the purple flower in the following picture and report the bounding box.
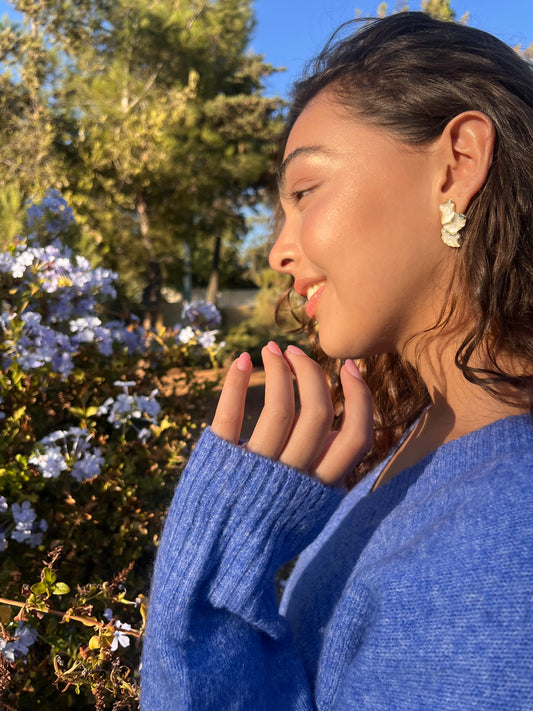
[32,427,103,483]
[111,620,132,651]
[20,311,42,329]
[71,449,104,482]
[70,316,102,343]
[11,501,37,544]
[13,623,38,655]
[105,322,144,353]
[29,445,68,479]
[0,253,15,274]
[177,326,195,345]
[51,351,74,377]
[17,349,45,371]
[136,391,161,424]
[100,383,160,431]
[11,251,34,279]
[197,329,218,349]
[182,300,221,329]
[0,639,16,662]
[26,189,75,236]
[0,311,14,331]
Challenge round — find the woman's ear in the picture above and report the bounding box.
[436,111,495,213]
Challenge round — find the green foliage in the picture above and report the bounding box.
[0,185,24,244]
[223,269,307,364]
[363,1,469,23]
[0,10,66,198]
[0,194,223,708]
[2,0,285,302]
[421,0,455,21]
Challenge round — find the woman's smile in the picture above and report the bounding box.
[304,282,326,319]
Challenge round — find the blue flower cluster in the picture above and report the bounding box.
[0,497,47,551]
[26,188,75,237]
[0,192,144,377]
[0,191,220,562]
[181,300,222,330]
[29,427,104,482]
[174,300,224,352]
[98,381,161,443]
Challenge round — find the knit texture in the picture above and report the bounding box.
[141,415,533,710]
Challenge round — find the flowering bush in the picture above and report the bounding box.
[0,192,223,709]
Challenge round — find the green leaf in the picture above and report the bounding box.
[30,582,47,595]
[52,582,71,595]
[44,568,57,585]
[69,407,86,418]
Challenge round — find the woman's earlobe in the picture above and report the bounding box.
[439,111,495,213]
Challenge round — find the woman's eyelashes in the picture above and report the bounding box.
[280,184,316,207]
[291,187,312,203]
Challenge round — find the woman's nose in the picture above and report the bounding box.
[269,222,299,274]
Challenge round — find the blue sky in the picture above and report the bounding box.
[0,0,531,98]
[253,0,533,96]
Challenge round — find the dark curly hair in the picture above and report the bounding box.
[277,11,533,484]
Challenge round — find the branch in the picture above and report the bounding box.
[0,597,142,638]
[126,62,164,113]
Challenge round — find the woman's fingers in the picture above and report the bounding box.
[211,352,252,443]
[212,346,374,487]
[276,345,334,471]
[312,360,374,484]
[246,342,296,459]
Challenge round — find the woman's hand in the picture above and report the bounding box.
[211,342,373,484]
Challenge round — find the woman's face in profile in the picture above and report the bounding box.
[270,90,455,361]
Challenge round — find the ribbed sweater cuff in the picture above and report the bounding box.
[159,427,345,638]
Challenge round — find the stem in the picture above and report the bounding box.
[0,597,141,638]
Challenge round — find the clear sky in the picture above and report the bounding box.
[0,0,531,98]
[252,0,533,96]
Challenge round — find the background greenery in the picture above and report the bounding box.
[0,0,530,708]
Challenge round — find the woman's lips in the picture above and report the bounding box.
[305,283,326,319]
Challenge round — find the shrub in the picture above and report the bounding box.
[0,192,223,709]
[223,268,307,364]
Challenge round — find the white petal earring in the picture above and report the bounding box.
[439,199,467,248]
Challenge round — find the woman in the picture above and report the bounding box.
[141,12,532,709]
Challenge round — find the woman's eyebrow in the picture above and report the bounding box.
[277,146,330,190]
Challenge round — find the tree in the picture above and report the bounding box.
[2,0,283,311]
[420,0,456,21]
[0,9,66,201]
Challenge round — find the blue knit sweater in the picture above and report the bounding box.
[141,415,533,710]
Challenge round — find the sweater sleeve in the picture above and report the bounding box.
[140,427,345,711]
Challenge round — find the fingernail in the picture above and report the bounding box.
[286,344,305,356]
[344,359,363,379]
[236,352,252,371]
[267,341,282,355]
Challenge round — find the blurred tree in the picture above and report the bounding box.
[421,0,455,21]
[0,9,66,200]
[2,0,284,310]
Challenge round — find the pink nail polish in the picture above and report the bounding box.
[236,352,252,371]
[344,359,363,379]
[286,344,306,356]
[267,341,282,355]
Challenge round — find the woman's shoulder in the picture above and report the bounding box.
[433,413,533,484]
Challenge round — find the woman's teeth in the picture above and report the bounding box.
[307,282,325,300]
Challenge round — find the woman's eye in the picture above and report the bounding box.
[290,187,313,203]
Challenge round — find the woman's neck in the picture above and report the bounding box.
[372,337,528,491]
